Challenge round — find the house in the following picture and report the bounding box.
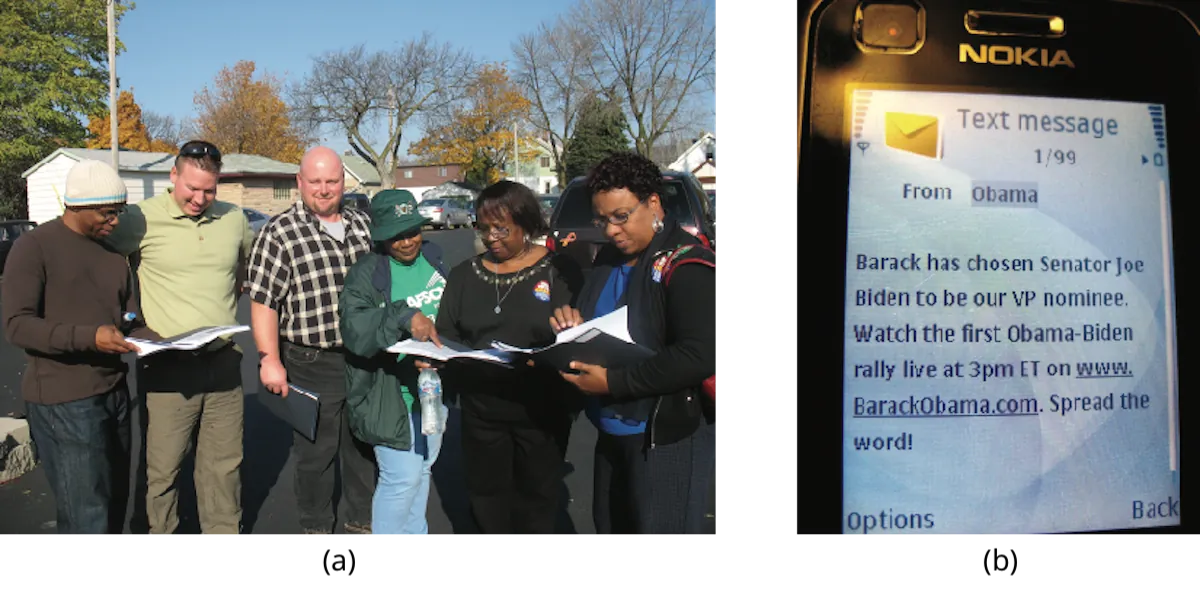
[512,138,561,195]
[21,147,301,223]
[342,154,382,196]
[667,132,716,192]
[214,154,300,216]
[394,163,466,202]
[421,181,483,202]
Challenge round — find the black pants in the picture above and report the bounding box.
[25,383,131,534]
[459,395,571,533]
[593,419,715,534]
[281,341,377,533]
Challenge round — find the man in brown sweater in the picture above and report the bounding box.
[1,160,155,534]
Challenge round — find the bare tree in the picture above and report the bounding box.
[511,17,595,188]
[289,34,474,189]
[570,0,715,157]
[142,111,196,149]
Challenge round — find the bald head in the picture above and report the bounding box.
[297,146,345,219]
[300,146,343,174]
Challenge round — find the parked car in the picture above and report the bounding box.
[417,198,471,230]
[243,207,270,234]
[537,195,558,225]
[0,220,37,275]
[342,193,370,218]
[548,170,715,270]
[445,196,476,227]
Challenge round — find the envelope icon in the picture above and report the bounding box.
[885,112,941,159]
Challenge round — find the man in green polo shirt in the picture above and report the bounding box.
[106,140,254,534]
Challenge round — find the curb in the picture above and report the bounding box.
[0,417,37,485]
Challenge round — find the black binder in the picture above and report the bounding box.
[528,329,656,373]
[258,384,321,441]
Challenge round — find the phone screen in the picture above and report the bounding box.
[842,88,1180,534]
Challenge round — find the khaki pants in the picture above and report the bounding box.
[140,346,243,534]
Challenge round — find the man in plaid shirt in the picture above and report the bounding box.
[244,146,377,534]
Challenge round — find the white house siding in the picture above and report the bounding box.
[537,175,557,194]
[121,171,172,205]
[409,186,437,201]
[693,161,716,191]
[25,155,172,224]
[25,154,76,224]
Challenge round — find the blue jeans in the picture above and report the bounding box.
[25,384,132,534]
[372,404,445,534]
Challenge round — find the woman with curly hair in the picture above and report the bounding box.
[551,151,716,534]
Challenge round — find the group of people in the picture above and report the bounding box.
[1,140,716,535]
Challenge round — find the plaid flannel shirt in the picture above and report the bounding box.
[243,201,373,349]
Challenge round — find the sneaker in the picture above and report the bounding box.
[344,522,372,534]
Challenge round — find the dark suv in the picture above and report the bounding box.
[548,170,715,269]
[342,193,370,218]
[0,220,37,275]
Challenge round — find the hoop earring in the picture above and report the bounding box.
[652,214,664,233]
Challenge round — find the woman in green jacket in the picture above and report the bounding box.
[338,189,450,534]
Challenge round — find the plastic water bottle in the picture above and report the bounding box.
[417,368,443,435]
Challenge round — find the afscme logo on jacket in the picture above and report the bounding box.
[406,271,446,320]
[406,286,444,309]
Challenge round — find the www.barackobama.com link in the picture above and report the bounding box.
[853,395,1040,417]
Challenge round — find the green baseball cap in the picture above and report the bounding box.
[369,189,430,241]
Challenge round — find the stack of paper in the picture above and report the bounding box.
[492,307,654,371]
[126,325,250,358]
[386,337,515,367]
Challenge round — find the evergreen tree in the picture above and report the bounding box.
[564,93,629,181]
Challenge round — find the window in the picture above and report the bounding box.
[404,170,414,179]
[439,167,447,177]
[540,156,550,168]
[273,180,293,200]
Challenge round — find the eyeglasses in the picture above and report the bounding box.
[178,141,222,162]
[76,206,124,222]
[592,201,643,228]
[476,225,512,240]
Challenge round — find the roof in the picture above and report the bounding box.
[221,154,298,175]
[22,147,299,178]
[341,154,381,185]
[668,132,715,172]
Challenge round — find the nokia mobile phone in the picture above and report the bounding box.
[799,0,1199,534]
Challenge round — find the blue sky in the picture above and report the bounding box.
[117,0,571,157]
[115,0,716,158]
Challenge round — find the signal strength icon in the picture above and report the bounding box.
[1148,105,1166,150]
[853,91,872,140]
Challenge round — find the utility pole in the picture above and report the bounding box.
[513,123,518,187]
[107,0,118,169]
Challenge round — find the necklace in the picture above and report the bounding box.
[491,244,532,314]
[494,277,517,314]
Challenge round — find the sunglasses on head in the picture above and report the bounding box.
[178,142,221,162]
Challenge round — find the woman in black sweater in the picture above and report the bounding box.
[431,181,583,533]
[551,152,716,534]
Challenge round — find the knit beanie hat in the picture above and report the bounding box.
[64,160,128,207]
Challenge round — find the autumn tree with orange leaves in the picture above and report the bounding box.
[86,90,176,153]
[410,63,541,186]
[194,61,308,163]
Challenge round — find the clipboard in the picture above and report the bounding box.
[258,384,321,441]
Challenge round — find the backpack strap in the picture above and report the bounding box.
[662,244,716,287]
[658,244,717,404]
